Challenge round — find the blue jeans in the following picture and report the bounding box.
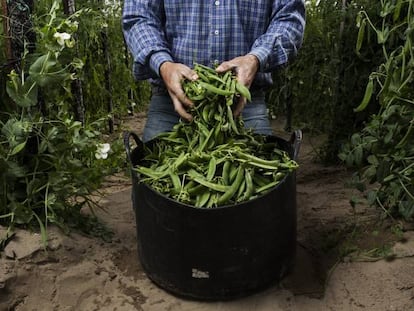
[142,93,272,142]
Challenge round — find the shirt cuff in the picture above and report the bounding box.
[248,48,270,72]
[149,51,174,77]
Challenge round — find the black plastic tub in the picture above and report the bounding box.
[124,130,302,300]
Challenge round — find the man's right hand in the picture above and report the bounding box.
[159,62,198,121]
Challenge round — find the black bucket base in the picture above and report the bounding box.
[145,256,295,301]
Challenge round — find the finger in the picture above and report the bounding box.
[175,90,194,108]
[216,61,234,73]
[171,96,193,122]
[233,97,246,117]
[182,69,198,81]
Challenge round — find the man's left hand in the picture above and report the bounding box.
[216,54,259,116]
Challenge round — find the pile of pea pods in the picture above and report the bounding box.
[135,63,298,208]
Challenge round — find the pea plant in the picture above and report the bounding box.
[0,1,123,245]
[339,0,414,220]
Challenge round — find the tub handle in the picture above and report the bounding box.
[123,131,144,165]
[289,129,302,161]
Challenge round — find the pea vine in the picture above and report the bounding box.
[339,0,414,220]
[0,1,124,246]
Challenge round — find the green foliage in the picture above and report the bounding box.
[268,0,382,161]
[339,0,414,220]
[70,0,150,119]
[0,1,125,243]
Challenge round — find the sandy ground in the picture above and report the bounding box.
[1,114,414,311]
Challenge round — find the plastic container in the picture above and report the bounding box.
[124,130,302,300]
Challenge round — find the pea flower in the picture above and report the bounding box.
[95,143,111,160]
[54,32,71,46]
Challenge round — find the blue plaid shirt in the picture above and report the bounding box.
[122,0,305,88]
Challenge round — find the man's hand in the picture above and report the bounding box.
[160,62,198,121]
[216,54,259,116]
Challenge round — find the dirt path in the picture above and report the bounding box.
[1,114,414,311]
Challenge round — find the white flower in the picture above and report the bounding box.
[95,143,111,160]
[54,32,71,46]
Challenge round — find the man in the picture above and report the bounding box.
[123,1,305,142]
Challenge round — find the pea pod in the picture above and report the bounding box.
[198,81,234,96]
[206,157,217,181]
[196,191,211,208]
[217,165,245,205]
[242,168,255,201]
[354,77,374,112]
[235,81,251,102]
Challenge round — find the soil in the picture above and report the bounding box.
[1,113,414,311]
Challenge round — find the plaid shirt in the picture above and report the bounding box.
[122,0,305,87]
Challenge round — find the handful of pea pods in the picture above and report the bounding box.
[135,63,298,208]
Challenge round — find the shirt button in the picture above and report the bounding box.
[214,30,219,35]
[214,0,220,5]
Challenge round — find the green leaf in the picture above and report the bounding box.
[398,201,414,220]
[367,155,379,166]
[6,75,38,107]
[33,213,48,248]
[6,161,27,178]
[367,190,378,205]
[363,165,377,181]
[29,54,71,87]
[10,141,27,156]
[354,145,364,166]
[393,0,403,22]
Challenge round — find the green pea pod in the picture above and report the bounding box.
[235,81,251,102]
[135,166,168,179]
[198,81,234,96]
[227,105,240,135]
[236,179,246,200]
[393,0,402,22]
[242,168,254,201]
[197,71,210,83]
[197,121,210,138]
[189,93,206,101]
[356,18,366,54]
[194,63,217,74]
[206,72,226,85]
[206,192,218,208]
[188,184,205,196]
[206,157,217,181]
[188,169,229,192]
[255,179,280,195]
[253,173,271,188]
[202,104,210,123]
[229,164,239,183]
[169,172,182,194]
[199,127,214,151]
[217,165,245,205]
[222,160,231,185]
[195,191,211,208]
[172,152,189,171]
[354,77,374,112]
[235,151,281,169]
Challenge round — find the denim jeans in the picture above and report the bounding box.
[142,92,272,143]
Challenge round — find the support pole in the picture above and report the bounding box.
[63,0,85,124]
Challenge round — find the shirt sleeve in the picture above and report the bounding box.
[122,0,173,80]
[249,0,306,72]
